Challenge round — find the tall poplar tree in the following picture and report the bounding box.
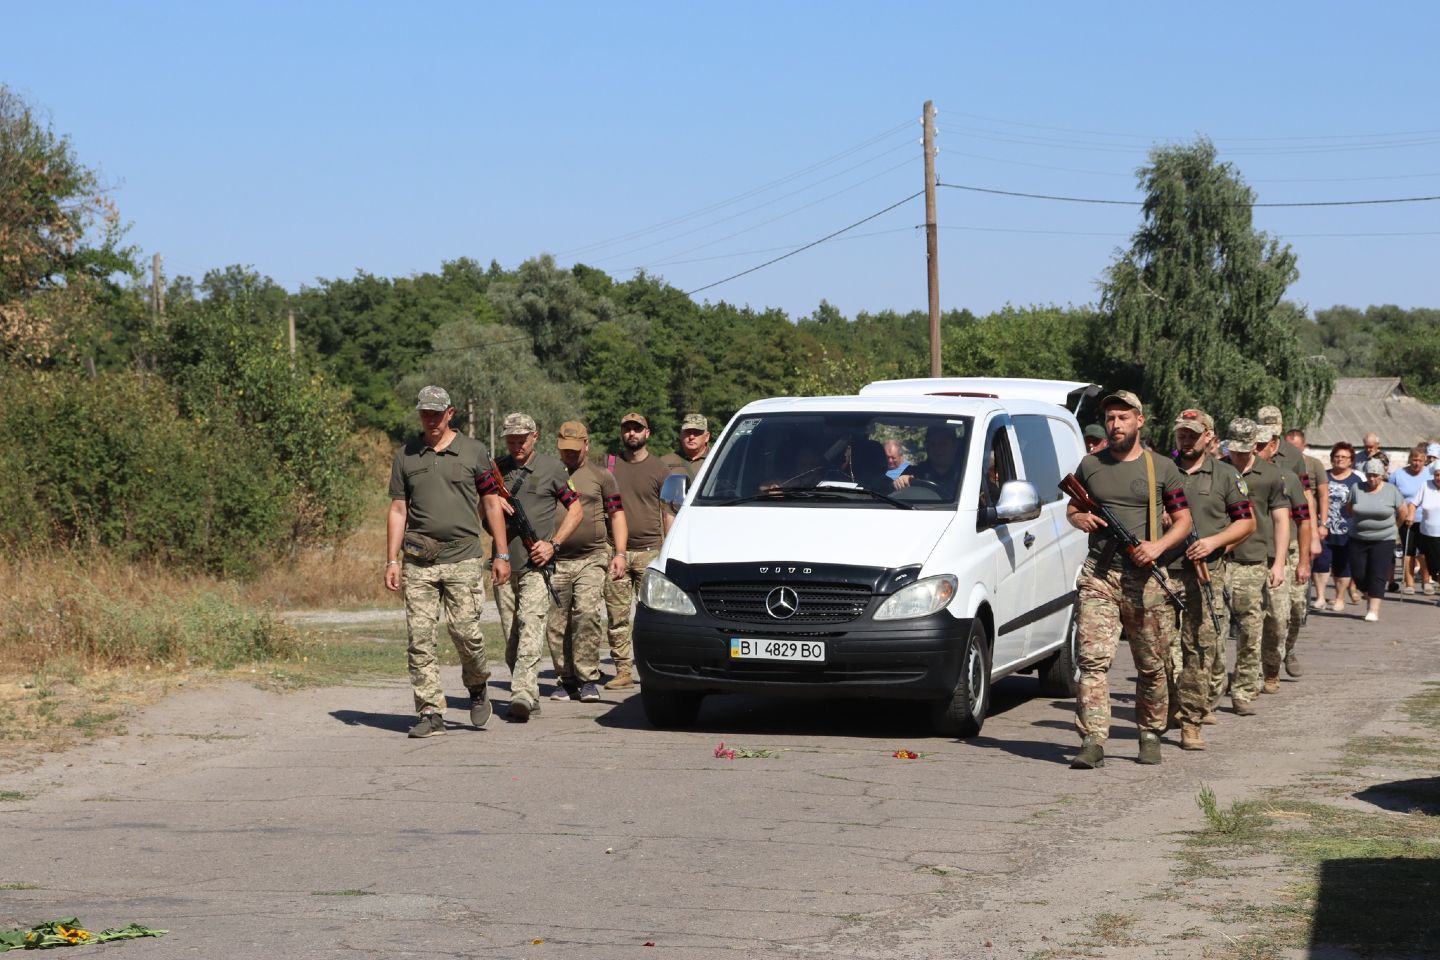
[1097,139,1332,439]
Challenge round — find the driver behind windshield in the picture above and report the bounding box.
[893,425,962,499]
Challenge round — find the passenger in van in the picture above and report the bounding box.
[893,425,963,499]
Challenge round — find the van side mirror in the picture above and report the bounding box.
[660,473,688,513]
[981,480,1041,526]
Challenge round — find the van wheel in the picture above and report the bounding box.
[640,686,703,728]
[1038,603,1080,697]
[929,620,991,738]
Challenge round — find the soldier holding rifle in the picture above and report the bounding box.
[490,413,584,722]
[1063,390,1192,769]
[1169,409,1255,750]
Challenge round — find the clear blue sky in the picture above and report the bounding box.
[8,2,1439,320]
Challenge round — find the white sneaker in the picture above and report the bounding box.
[1364,611,1379,622]
[1425,582,1437,595]
[1402,585,1416,595]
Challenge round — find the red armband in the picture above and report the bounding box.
[1226,499,1253,521]
[603,494,624,515]
[1162,488,1189,514]
[557,486,579,507]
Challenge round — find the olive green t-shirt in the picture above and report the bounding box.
[611,453,673,551]
[558,462,622,560]
[661,449,707,482]
[494,453,579,573]
[1225,455,1289,563]
[387,433,493,563]
[1168,455,1251,571]
[1273,439,1311,492]
[1075,449,1188,557]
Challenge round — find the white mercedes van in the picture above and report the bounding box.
[632,378,1094,737]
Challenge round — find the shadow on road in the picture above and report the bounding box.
[330,709,417,733]
[1354,777,1440,816]
[1311,856,1440,952]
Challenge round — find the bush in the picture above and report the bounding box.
[0,369,294,576]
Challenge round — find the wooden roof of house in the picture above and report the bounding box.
[1308,378,1440,448]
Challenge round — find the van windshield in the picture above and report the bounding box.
[694,412,972,509]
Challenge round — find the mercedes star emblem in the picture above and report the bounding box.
[764,586,800,620]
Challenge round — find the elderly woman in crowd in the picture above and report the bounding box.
[1344,459,1409,622]
[1406,461,1440,608]
[1312,441,1362,612]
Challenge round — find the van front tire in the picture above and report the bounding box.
[1037,603,1080,697]
[641,686,704,729]
[929,619,991,738]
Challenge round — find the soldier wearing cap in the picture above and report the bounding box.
[545,420,628,703]
[1218,418,1291,716]
[1082,423,1108,455]
[386,385,511,738]
[1256,424,1314,690]
[602,411,674,690]
[662,413,711,481]
[1066,390,1192,769]
[492,412,584,720]
[1168,408,1255,750]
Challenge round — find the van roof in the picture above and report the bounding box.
[731,393,1082,421]
[859,377,1098,409]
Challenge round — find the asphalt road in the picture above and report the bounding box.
[2,592,1437,959]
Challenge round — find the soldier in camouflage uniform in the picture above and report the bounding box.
[1168,409,1255,750]
[492,413,585,721]
[386,386,511,738]
[1067,391,1193,769]
[546,421,628,704]
[1218,419,1291,716]
[1258,423,1313,694]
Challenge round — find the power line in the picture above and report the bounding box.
[684,191,924,297]
[946,149,1440,185]
[555,117,917,258]
[937,182,1440,207]
[619,226,919,270]
[941,110,1440,144]
[937,125,1440,156]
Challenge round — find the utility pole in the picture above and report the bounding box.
[489,407,496,455]
[922,100,941,377]
[467,398,476,438]
[151,253,165,320]
[287,308,297,357]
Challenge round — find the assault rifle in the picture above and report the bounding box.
[1183,529,1224,636]
[1059,473,1185,612]
[488,461,561,605]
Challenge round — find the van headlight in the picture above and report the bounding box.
[873,575,958,620]
[639,568,697,616]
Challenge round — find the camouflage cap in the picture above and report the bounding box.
[1083,424,1107,441]
[557,420,588,451]
[620,411,649,429]
[1257,405,1284,427]
[1100,390,1143,414]
[1225,417,1258,449]
[1253,423,1276,445]
[415,385,452,411]
[1173,408,1214,435]
[501,412,537,436]
[680,413,709,432]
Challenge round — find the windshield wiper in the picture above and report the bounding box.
[718,484,913,509]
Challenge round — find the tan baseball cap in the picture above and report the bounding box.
[620,411,649,429]
[680,413,709,432]
[501,412,537,436]
[1100,390,1143,414]
[557,420,588,451]
[1173,408,1213,435]
[1257,405,1283,427]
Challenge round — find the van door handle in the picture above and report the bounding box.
[1023,532,1036,548]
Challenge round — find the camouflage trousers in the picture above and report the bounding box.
[545,553,607,683]
[1263,547,1303,677]
[402,557,490,715]
[1075,559,1175,742]
[1219,561,1268,704]
[602,548,659,668]
[1169,560,1227,726]
[495,568,553,709]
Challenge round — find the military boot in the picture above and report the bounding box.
[1199,708,1218,726]
[1180,724,1206,751]
[605,663,636,690]
[1262,674,1280,695]
[1232,698,1256,716]
[1284,651,1303,677]
[1070,738,1105,769]
[1137,730,1163,765]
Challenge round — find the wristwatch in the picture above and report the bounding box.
[496,552,510,561]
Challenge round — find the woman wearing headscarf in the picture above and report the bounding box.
[1344,458,1409,622]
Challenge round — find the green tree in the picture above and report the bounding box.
[943,304,1090,379]
[487,255,618,383]
[1099,138,1332,438]
[0,85,138,363]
